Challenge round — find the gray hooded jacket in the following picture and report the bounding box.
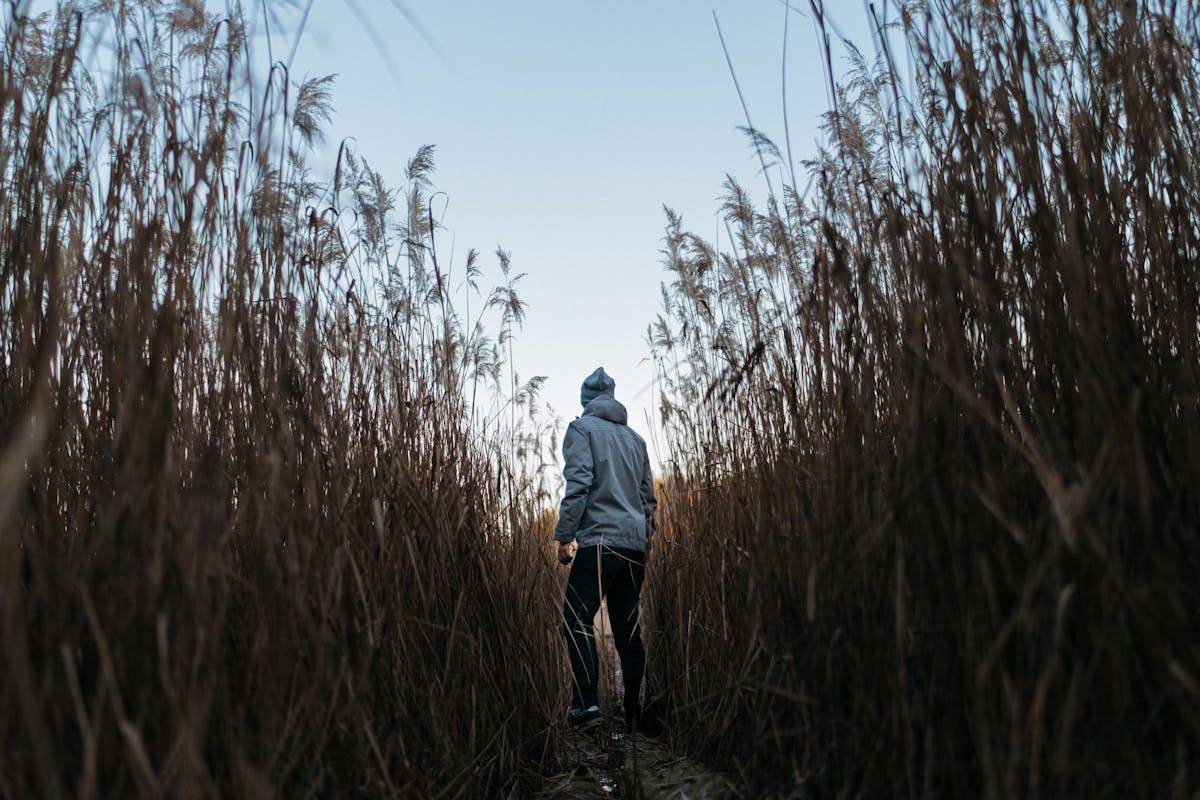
[553,394,657,551]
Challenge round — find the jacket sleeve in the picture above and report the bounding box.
[639,444,657,543]
[554,423,593,543]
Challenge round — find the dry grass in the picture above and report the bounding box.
[0,3,567,797]
[646,1,1200,796]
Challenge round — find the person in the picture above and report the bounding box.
[554,367,657,734]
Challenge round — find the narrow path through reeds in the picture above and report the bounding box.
[541,725,734,800]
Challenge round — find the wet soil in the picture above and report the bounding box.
[537,720,736,799]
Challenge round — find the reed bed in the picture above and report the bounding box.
[646,1,1200,796]
[0,3,567,797]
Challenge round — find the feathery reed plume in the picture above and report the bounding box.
[0,3,564,796]
[648,1,1200,795]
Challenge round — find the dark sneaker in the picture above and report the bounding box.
[627,707,662,738]
[567,704,602,731]
[614,707,639,741]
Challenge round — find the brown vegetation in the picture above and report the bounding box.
[0,4,566,797]
[646,1,1200,796]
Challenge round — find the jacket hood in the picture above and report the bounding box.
[580,367,616,407]
[583,395,628,425]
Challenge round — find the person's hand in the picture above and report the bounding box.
[557,541,575,565]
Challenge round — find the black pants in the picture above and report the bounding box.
[561,545,646,718]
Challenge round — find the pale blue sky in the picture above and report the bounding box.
[272,1,876,460]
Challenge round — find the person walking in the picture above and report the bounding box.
[555,367,657,734]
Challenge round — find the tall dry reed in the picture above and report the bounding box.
[646,1,1200,796]
[0,3,566,797]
